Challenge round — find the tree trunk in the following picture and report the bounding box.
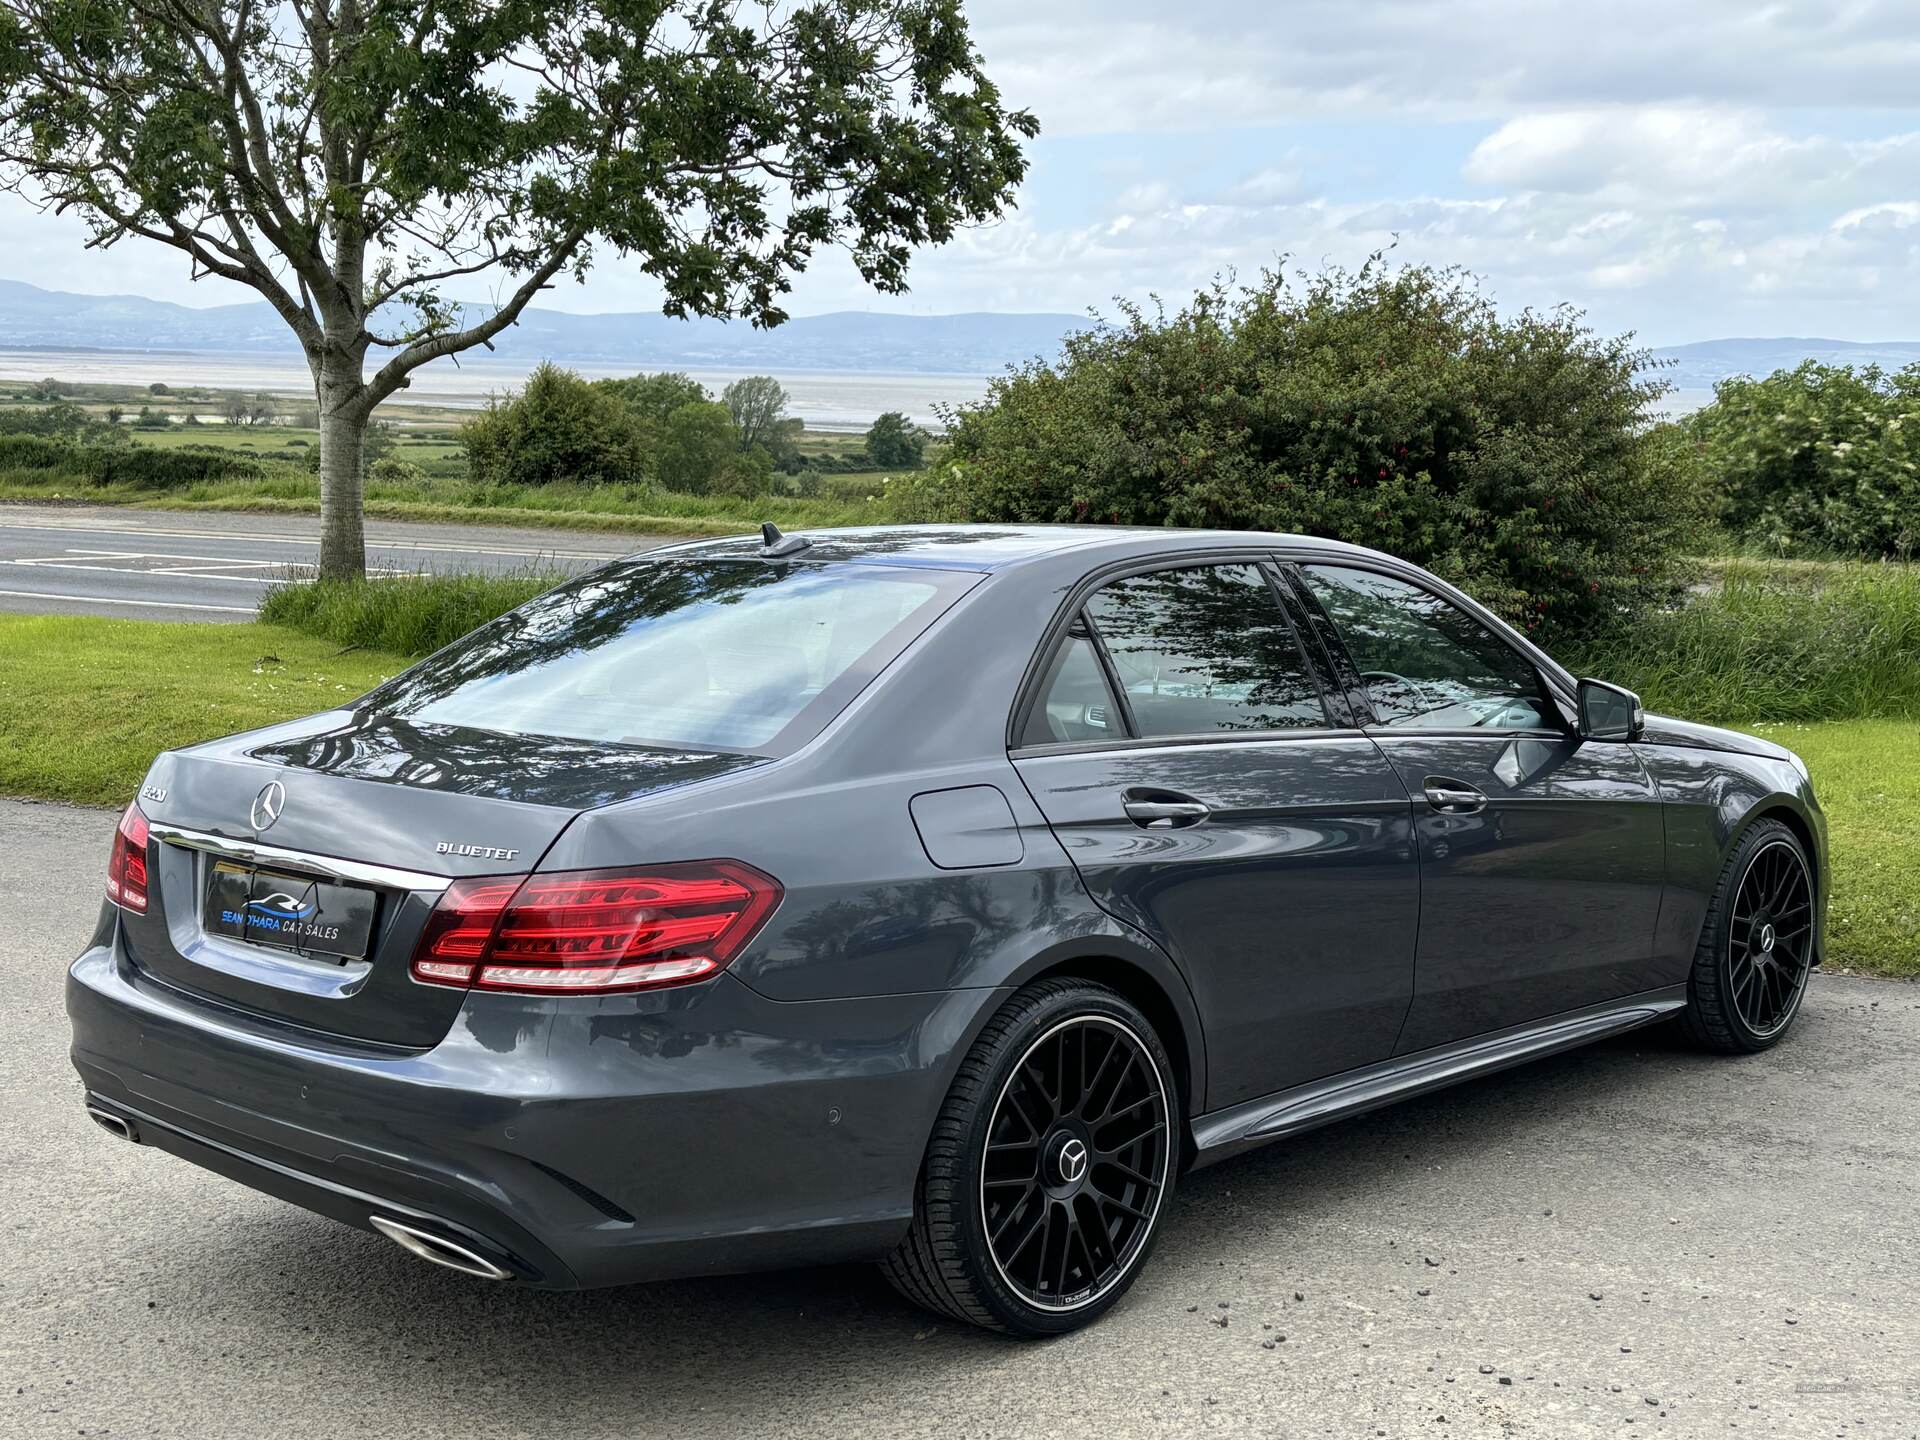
[316,361,367,581]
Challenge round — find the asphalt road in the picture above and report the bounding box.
[0,503,661,621]
[3,797,1917,1439]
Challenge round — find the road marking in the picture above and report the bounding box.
[0,587,254,614]
[0,517,633,560]
[8,557,291,586]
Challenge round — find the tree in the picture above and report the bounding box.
[767,416,806,471]
[939,263,1708,642]
[0,2,1036,578]
[248,392,279,426]
[594,373,710,432]
[222,396,250,427]
[722,375,790,453]
[147,382,169,396]
[865,410,927,469]
[460,362,647,487]
[657,401,740,494]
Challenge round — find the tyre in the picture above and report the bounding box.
[1679,819,1817,1054]
[881,978,1179,1336]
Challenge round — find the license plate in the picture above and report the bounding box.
[204,863,377,960]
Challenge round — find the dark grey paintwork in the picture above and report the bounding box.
[66,524,1827,1289]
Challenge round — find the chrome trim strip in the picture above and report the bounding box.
[148,822,453,894]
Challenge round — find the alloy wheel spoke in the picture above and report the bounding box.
[1730,844,1814,1035]
[983,1016,1168,1312]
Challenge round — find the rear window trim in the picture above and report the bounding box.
[1009,551,1340,753]
[360,557,983,762]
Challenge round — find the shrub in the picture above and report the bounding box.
[368,455,425,485]
[0,401,88,437]
[260,570,562,656]
[864,410,926,469]
[708,445,776,500]
[939,263,1709,643]
[0,434,270,486]
[460,362,649,487]
[657,400,740,494]
[1689,361,1920,558]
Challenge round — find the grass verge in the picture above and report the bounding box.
[1576,559,1920,723]
[0,615,406,806]
[259,569,562,656]
[0,467,899,536]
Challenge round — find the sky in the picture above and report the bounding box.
[3,0,1918,345]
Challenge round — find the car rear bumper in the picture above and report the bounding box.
[68,934,996,1288]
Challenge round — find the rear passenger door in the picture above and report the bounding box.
[1011,558,1419,1110]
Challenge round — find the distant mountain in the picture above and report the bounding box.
[0,279,1083,375]
[4,279,1917,388]
[1650,337,1920,391]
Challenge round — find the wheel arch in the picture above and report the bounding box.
[1735,799,1825,961]
[1005,937,1209,1129]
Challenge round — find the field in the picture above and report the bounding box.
[0,377,904,533]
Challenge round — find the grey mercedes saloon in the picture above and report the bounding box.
[69,524,1826,1335]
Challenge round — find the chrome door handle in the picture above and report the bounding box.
[1423,779,1487,813]
[1122,791,1211,827]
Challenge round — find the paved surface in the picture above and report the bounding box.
[2,797,1917,1439]
[0,504,661,621]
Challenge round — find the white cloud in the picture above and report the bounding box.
[1464,108,1920,213]
[1,1,1918,343]
[969,0,1920,135]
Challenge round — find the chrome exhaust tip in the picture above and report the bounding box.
[369,1215,514,1282]
[86,1104,137,1143]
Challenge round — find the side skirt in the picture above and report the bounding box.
[1189,985,1688,1169]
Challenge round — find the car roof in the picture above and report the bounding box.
[637,524,1386,573]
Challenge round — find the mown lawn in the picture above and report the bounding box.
[1749,719,1919,977]
[0,616,405,806]
[0,612,1911,978]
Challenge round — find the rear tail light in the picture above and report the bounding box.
[410,861,781,996]
[105,802,151,913]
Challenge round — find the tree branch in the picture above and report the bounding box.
[355,229,588,415]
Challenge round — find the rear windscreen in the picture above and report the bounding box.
[368,559,972,753]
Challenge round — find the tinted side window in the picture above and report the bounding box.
[1084,564,1326,737]
[1300,565,1554,731]
[1022,632,1122,746]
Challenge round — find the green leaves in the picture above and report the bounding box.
[942,265,1707,643]
[1690,361,1920,558]
[1,0,1034,338]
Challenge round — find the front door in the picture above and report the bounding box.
[1293,562,1667,1054]
[1011,559,1419,1109]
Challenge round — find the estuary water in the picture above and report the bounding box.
[0,348,996,432]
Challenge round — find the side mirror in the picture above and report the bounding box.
[1577,678,1644,742]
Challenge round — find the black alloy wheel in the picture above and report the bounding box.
[1681,819,1818,1054]
[980,1013,1171,1312]
[1727,837,1816,1038]
[882,979,1178,1335]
